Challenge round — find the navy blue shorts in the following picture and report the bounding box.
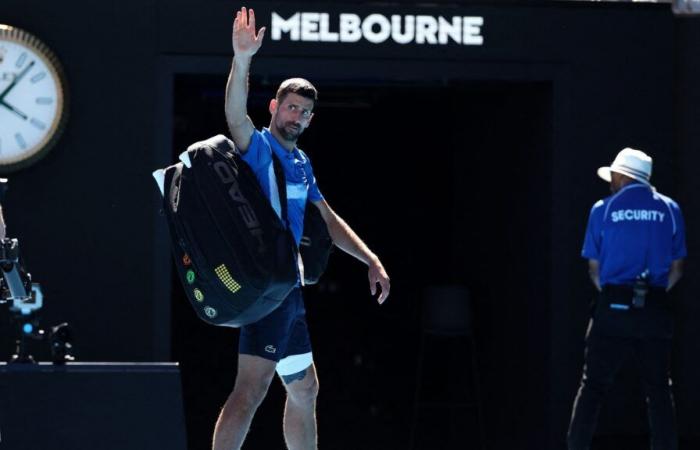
[239,287,313,376]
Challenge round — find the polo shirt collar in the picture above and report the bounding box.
[262,127,300,161]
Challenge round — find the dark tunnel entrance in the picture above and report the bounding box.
[170,74,553,450]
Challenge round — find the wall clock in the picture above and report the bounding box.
[0,25,68,173]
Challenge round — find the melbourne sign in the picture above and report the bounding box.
[270,12,484,46]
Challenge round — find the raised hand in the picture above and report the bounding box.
[232,7,266,58]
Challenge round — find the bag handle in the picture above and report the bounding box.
[271,153,289,226]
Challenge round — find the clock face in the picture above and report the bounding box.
[0,25,68,172]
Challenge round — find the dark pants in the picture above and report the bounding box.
[567,286,677,450]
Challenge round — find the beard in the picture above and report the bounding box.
[275,121,303,142]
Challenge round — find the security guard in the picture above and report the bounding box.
[567,148,687,450]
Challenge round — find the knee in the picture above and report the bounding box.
[287,372,319,406]
[231,379,270,411]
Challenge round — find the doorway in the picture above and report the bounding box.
[170,74,552,450]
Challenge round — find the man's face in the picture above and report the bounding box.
[270,93,314,142]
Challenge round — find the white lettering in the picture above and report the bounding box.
[463,16,484,45]
[391,14,415,44]
[301,13,320,41]
[340,13,362,42]
[272,12,300,41]
[610,209,666,223]
[271,12,484,46]
[415,15,438,44]
[362,14,392,44]
[319,13,339,42]
[438,16,462,45]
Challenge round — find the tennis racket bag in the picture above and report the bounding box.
[299,205,333,285]
[157,135,298,327]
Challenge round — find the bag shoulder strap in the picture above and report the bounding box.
[271,153,289,226]
[296,150,315,207]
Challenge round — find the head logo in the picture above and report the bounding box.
[186,270,196,284]
[204,306,218,318]
[194,288,204,302]
[182,254,192,266]
[212,161,267,253]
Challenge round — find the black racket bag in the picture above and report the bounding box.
[158,135,298,327]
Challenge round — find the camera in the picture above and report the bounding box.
[0,178,74,363]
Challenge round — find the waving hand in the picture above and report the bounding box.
[232,7,266,57]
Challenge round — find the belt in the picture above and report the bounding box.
[601,284,667,310]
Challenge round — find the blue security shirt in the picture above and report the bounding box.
[241,128,323,246]
[582,182,687,287]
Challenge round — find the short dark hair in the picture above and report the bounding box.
[276,78,318,105]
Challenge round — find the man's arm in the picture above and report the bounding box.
[667,259,684,291]
[588,259,601,292]
[225,7,265,152]
[313,199,390,304]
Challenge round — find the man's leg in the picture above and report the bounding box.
[212,354,277,450]
[567,332,630,450]
[280,363,319,450]
[636,337,678,450]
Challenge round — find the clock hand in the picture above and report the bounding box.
[0,99,28,120]
[0,60,35,101]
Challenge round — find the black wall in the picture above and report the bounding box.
[673,15,700,448]
[1,1,698,449]
[1,0,159,360]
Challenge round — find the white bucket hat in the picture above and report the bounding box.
[597,147,652,185]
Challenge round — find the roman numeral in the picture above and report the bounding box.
[14,133,26,149]
[30,118,46,130]
[30,72,46,83]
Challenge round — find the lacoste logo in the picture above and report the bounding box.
[265,345,277,354]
